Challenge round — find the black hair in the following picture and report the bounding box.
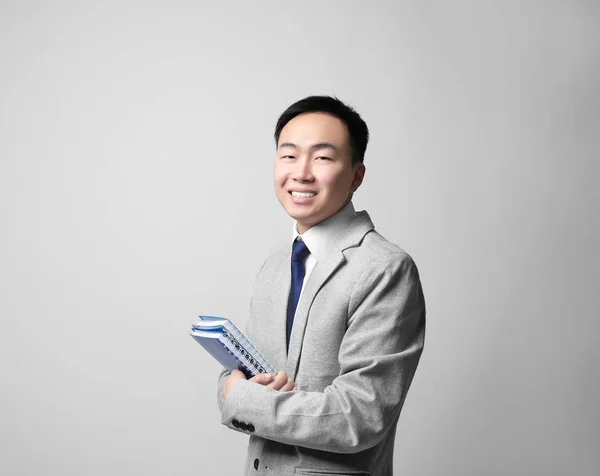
[274,96,369,165]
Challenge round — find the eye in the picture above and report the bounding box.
[281,155,295,160]
[316,156,332,161]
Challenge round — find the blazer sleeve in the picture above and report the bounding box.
[216,257,269,413]
[220,253,426,454]
[216,368,230,413]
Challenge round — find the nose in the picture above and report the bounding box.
[292,157,314,182]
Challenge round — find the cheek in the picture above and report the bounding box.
[322,170,352,195]
[273,165,286,185]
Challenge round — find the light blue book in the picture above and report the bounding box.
[189,315,276,378]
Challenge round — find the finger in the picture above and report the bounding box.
[278,377,295,392]
[267,371,288,391]
[249,372,274,386]
[267,371,287,390]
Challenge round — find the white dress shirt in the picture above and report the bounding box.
[292,201,357,303]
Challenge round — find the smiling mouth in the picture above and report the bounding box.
[290,191,316,198]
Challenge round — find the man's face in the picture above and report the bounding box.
[274,112,365,234]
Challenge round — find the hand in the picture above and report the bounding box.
[222,369,247,404]
[221,369,297,404]
[251,370,297,392]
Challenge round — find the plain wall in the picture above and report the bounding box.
[1,1,598,475]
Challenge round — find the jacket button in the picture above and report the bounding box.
[239,422,248,431]
[232,419,240,428]
[247,423,255,432]
[253,458,259,470]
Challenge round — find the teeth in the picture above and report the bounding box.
[291,191,316,198]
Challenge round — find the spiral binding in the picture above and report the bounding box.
[221,329,275,377]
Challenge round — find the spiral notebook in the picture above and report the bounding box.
[189,315,276,378]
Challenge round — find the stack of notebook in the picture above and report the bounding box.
[189,315,276,378]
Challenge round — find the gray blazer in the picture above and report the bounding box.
[218,211,426,476]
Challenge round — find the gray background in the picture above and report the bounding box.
[1,1,598,475]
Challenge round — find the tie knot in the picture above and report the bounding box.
[291,239,310,262]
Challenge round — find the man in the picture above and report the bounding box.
[218,96,426,475]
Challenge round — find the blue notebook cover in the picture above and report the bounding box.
[189,315,276,378]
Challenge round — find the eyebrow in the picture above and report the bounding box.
[278,142,338,152]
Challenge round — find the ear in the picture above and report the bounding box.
[351,163,366,192]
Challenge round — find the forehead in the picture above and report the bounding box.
[278,112,349,148]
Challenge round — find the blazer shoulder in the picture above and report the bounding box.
[254,246,289,280]
[263,246,288,265]
[356,230,417,267]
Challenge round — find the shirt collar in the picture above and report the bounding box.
[292,202,356,262]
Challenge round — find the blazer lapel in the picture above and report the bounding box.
[284,211,375,379]
[284,250,345,379]
[266,251,292,372]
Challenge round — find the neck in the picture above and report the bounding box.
[296,200,353,235]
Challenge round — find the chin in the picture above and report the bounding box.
[288,211,315,223]
[287,209,318,225]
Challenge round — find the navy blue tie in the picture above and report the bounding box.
[286,239,310,351]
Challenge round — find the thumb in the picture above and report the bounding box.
[249,372,275,385]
